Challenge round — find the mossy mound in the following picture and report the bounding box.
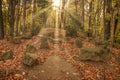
[26,44,37,53]
[79,46,110,62]
[22,54,38,66]
[1,50,13,60]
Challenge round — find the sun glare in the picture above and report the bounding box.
[53,0,61,10]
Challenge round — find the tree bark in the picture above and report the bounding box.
[103,0,106,40]
[22,0,26,34]
[0,0,4,39]
[15,0,20,36]
[8,0,16,39]
[31,0,37,35]
[104,0,112,40]
[81,0,84,30]
[88,1,93,37]
[75,0,78,13]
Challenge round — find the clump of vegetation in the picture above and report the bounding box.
[115,30,120,44]
[26,44,37,53]
[0,69,6,77]
[75,38,83,48]
[65,25,78,37]
[31,26,41,36]
[40,37,49,49]
[21,32,33,39]
[79,46,110,62]
[12,37,21,44]
[95,40,110,46]
[115,57,120,64]
[1,50,14,60]
[22,54,38,66]
[0,68,21,77]
[46,32,54,38]
[113,43,120,49]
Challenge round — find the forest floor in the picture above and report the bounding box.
[0,36,120,80]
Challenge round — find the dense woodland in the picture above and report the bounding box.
[0,0,120,80]
[0,0,120,44]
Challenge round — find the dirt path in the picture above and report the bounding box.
[24,55,81,80]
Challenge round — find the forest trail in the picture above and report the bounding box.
[0,36,120,80]
[25,55,80,80]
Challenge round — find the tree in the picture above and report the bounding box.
[15,0,21,36]
[81,0,84,30]
[22,0,26,34]
[8,0,16,39]
[104,0,112,40]
[31,0,37,35]
[0,0,4,39]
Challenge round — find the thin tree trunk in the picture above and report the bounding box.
[81,0,84,30]
[75,0,78,13]
[8,0,15,39]
[31,0,37,35]
[103,0,106,40]
[89,1,92,29]
[15,0,20,36]
[110,11,116,45]
[0,0,4,39]
[104,0,112,40]
[22,0,26,34]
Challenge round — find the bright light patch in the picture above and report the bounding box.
[53,0,61,10]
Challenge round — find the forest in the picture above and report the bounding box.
[0,0,120,80]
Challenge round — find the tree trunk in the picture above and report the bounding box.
[88,1,93,37]
[8,0,16,39]
[15,0,20,36]
[31,0,37,35]
[0,0,4,39]
[103,0,106,40]
[75,0,78,13]
[104,0,112,40]
[110,11,115,45]
[22,0,26,34]
[81,0,84,30]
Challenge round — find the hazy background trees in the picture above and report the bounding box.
[0,0,120,47]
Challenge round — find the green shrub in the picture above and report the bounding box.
[75,38,83,48]
[26,44,37,53]
[40,37,49,49]
[65,25,78,37]
[31,26,41,36]
[79,46,110,61]
[22,54,38,66]
[115,30,120,44]
[1,50,13,60]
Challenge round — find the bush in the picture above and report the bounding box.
[0,69,6,77]
[31,26,41,36]
[12,37,21,44]
[1,50,13,60]
[79,46,110,61]
[26,44,37,53]
[22,54,38,66]
[40,37,49,49]
[75,38,83,48]
[21,33,33,39]
[65,25,78,37]
[115,31,120,44]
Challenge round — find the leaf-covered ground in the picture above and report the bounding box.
[0,36,120,80]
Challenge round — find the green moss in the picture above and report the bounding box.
[1,50,13,60]
[22,54,38,66]
[26,44,36,53]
